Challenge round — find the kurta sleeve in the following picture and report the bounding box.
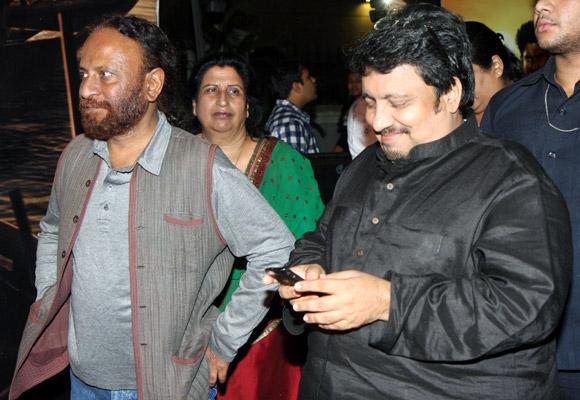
[279,195,334,335]
[367,157,572,361]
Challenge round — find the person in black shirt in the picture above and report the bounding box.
[483,1,580,397]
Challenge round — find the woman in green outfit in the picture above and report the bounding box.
[190,53,324,400]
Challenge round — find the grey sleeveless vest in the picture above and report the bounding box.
[11,127,233,400]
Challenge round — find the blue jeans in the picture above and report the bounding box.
[70,370,137,400]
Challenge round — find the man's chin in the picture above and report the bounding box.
[382,146,409,161]
[82,125,128,141]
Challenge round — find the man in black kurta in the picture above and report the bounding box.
[267,4,572,400]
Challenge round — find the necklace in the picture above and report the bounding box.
[544,84,579,133]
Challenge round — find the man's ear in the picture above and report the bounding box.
[144,67,165,102]
[490,54,505,79]
[291,80,303,95]
[442,76,462,114]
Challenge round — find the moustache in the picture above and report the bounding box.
[534,14,555,28]
[379,126,411,136]
[79,98,112,112]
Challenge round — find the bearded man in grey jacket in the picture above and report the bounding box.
[10,16,293,400]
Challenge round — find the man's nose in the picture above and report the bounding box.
[79,74,99,99]
[370,103,393,134]
[534,0,552,16]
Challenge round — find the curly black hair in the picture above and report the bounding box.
[349,3,474,118]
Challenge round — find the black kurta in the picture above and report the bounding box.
[286,117,572,400]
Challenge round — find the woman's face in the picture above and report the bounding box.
[193,65,248,136]
[471,62,506,124]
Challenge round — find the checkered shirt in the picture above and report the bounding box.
[265,99,320,154]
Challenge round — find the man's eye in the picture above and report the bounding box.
[391,101,408,109]
[100,71,113,78]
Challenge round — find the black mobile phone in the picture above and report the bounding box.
[265,265,304,286]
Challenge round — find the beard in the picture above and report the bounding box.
[378,125,412,161]
[535,16,580,55]
[80,79,149,141]
[538,32,579,55]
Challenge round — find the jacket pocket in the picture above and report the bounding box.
[163,213,204,226]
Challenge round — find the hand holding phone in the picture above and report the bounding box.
[265,265,304,286]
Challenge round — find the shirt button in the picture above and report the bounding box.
[72,215,79,223]
[356,249,364,257]
[61,250,66,258]
[104,204,109,211]
[371,217,380,225]
[547,151,557,159]
[559,108,566,115]
[386,182,395,191]
[85,180,91,187]
[107,185,112,190]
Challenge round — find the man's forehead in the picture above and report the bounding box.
[78,28,142,62]
[361,65,434,98]
[362,64,421,82]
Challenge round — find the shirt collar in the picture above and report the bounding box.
[276,99,310,123]
[540,56,558,86]
[377,115,479,165]
[92,111,171,175]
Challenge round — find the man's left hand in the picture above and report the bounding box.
[290,270,391,330]
[206,346,230,386]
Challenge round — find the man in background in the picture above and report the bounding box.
[516,20,550,74]
[483,0,580,397]
[266,61,320,154]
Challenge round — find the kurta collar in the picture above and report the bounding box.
[91,111,171,176]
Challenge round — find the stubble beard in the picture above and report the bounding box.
[378,126,412,161]
[382,145,409,161]
[80,80,149,141]
[539,33,579,55]
[536,16,580,55]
